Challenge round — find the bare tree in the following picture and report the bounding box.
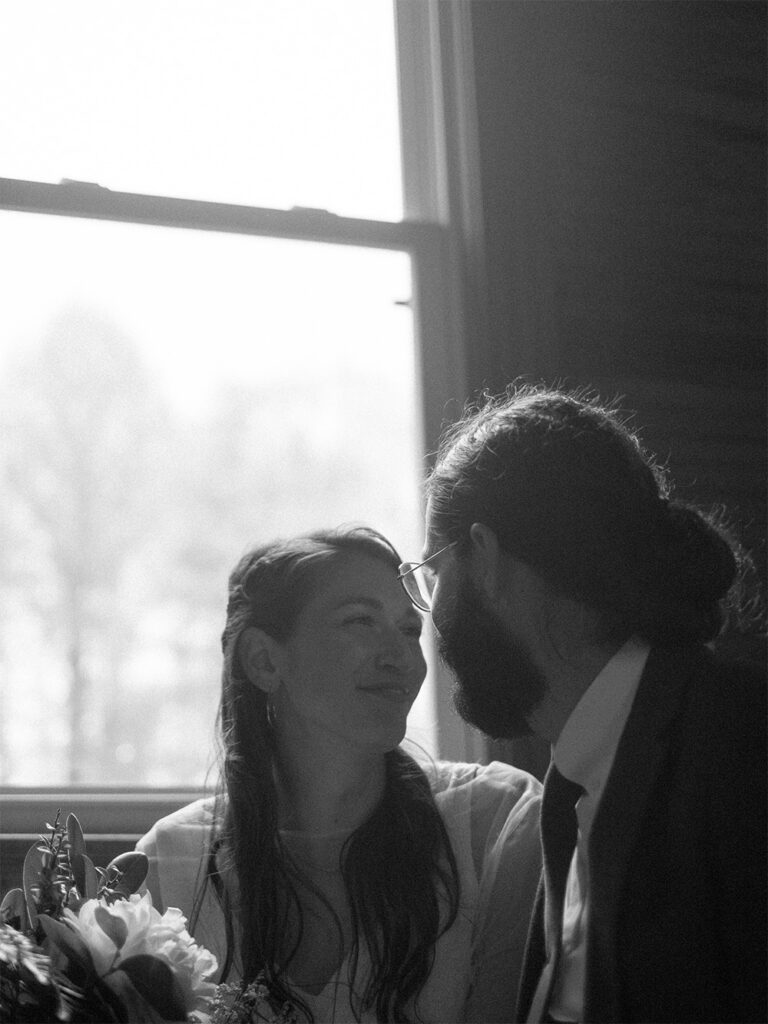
[2,306,170,782]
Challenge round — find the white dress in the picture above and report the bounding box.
[136,760,542,1023]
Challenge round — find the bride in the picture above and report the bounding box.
[137,526,541,1022]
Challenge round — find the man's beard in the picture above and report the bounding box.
[435,576,547,740]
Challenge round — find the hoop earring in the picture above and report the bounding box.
[266,695,277,729]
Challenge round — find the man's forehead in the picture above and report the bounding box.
[421,526,447,561]
[422,498,447,556]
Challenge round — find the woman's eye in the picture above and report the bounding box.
[344,614,375,627]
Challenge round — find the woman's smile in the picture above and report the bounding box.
[357,681,416,703]
[271,551,427,751]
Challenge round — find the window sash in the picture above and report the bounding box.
[0,0,489,832]
[0,175,478,831]
[0,176,427,247]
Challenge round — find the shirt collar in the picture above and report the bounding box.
[554,637,650,798]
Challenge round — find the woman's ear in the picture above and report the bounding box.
[238,627,285,693]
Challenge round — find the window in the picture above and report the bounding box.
[0,1,481,836]
[0,1,403,220]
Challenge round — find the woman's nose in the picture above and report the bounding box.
[377,628,424,676]
[377,633,409,670]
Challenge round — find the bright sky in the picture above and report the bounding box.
[0,1,402,217]
[0,0,407,414]
[0,211,412,419]
[0,3,443,779]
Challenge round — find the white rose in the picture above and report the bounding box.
[64,893,218,1012]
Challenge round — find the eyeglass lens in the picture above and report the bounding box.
[401,564,434,611]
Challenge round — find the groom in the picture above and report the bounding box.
[401,386,766,1023]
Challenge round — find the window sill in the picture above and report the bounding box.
[0,788,204,837]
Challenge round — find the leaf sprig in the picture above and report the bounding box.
[0,810,149,940]
[0,812,151,1021]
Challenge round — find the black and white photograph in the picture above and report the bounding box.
[0,3,765,1022]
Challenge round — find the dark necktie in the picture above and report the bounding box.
[526,762,585,1023]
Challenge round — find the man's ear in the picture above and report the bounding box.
[468,522,502,599]
[238,627,285,693]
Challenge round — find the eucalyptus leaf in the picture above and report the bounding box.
[0,887,29,931]
[101,968,168,1023]
[70,850,99,899]
[38,914,95,977]
[22,843,42,928]
[94,905,128,950]
[117,954,188,1021]
[105,851,149,896]
[67,813,87,860]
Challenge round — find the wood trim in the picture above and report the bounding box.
[0,790,199,836]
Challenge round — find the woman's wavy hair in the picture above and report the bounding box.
[428,384,760,646]
[191,526,460,1023]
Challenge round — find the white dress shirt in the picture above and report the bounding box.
[546,637,650,1022]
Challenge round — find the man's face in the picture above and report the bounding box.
[425,513,547,740]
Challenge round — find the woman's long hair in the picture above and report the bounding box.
[191,526,460,1022]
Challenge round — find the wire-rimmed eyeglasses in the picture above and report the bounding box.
[397,542,457,612]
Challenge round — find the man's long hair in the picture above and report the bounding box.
[428,384,759,646]
[191,526,460,1023]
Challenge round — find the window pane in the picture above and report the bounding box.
[0,211,433,786]
[0,1,402,220]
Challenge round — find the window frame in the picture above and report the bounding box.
[0,0,486,838]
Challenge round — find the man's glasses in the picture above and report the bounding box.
[397,542,456,612]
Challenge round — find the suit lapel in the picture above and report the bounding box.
[515,876,546,1021]
[585,645,696,1018]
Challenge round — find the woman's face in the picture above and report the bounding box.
[272,551,427,755]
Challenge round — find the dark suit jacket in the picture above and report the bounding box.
[516,644,767,1023]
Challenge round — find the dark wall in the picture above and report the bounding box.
[466,0,766,578]
[463,1,766,772]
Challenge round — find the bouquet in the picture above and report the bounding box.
[0,812,296,1023]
